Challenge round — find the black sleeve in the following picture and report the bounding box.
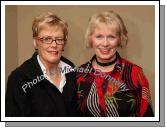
[5,70,31,117]
[71,75,80,117]
[63,71,80,116]
[143,104,154,117]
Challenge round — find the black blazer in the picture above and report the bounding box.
[5,53,77,117]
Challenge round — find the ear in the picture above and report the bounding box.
[33,39,38,49]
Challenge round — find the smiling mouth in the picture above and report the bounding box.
[48,51,58,55]
[99,48,111,54]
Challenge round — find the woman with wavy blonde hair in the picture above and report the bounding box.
[76,10,154,117]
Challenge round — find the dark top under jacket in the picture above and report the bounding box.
[5,53,77,117]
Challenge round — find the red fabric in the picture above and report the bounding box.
[95,76,106,116]
[76,53,153,117]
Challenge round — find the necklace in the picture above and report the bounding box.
[95,55,117,67]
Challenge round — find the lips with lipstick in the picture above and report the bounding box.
[48,50,59,55]
[98,48,112,54]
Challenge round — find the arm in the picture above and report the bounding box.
[5,70,31,116]
[137,69,154,117]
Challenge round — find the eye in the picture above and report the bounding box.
[43,37,52,43]
[107,35,115,40]
[43,37,51,41]
[96,35,103,39]
[56,38,64,42]
[56,38,65,44]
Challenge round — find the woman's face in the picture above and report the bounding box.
[90,23,121,63]
[34,25,65,66]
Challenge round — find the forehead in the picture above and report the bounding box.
[92,22,119,35]
[38,24,64,36]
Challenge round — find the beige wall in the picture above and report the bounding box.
[5,6,18,88]
[6,5,155,112]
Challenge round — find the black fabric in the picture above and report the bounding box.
[5,53,78,117]
[143,104,154,117]
[61,56,75,68]
[95,53,117,67]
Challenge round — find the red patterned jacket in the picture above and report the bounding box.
[75,52,154,117]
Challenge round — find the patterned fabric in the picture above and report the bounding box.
[75,52,154,117]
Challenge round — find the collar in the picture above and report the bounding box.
[37,55,47,75]
[37,55,73,75]
[37,55,67,93]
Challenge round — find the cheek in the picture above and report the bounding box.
[110,39,120,48]
[38,45,47,52]
[92,44,99,52]
[91,39,99,48]
[36,42,48,54]
[57,45,64,51]
[90,36,98,47]
[112,42,118,48]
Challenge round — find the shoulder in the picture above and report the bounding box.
[6,59,33,94]
[60,56,75,68]
[121,58,148,86]
[121,58,142,72]
[15,56,35,73]
[78,61,90,69]
[60,57,75,75]
[74,62,90,79]
[76,61,90,73]
[7,54,37,83]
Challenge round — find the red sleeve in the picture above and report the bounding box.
[137,69,151,116]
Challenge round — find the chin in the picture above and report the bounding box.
[47,59,59,64]
[97,53,116,61]
[99,53,113,58]
[100,56,112,61]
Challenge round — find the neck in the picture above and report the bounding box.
[46,63,59,72]
[95,54,117,67]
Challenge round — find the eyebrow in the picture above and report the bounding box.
[39,35,64,38]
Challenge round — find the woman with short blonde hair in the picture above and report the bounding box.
[6,12,77,117]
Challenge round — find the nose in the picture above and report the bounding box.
[102,37,109,46]
[50,40,57,47]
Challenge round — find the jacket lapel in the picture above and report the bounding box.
[22,53,64,105]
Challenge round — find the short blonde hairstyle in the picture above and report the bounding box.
[32,12,68,41]
[85,10,128,48]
